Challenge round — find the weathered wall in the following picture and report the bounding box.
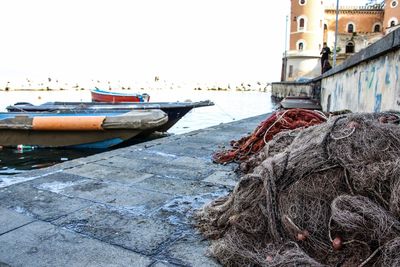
[286,55,321,81]
[321,28,400,112]
[271,82,313,99]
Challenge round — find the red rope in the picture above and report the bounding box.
[213,109,327,164]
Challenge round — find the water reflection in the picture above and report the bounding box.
[0,147,103,175]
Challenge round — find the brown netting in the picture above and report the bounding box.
[196,112,400,266]
[212,109,328,164]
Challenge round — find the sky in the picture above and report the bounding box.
[0,0,368,85]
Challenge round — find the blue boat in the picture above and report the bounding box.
[0,110,167,149]
[7,100,214,133]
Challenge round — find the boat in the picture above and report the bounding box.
[277,96,322,110]
[90,88,150,103]
[7,100,214,133]
[0,110,167,149]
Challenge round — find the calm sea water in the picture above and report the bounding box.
[0,89,275,174]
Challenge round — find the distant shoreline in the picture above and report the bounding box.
[0,83,271,93]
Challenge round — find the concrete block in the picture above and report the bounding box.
[0,221,152,267]
[0,207,35,235]
[53,204,175,255]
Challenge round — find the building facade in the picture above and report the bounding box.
[282,0,400,81]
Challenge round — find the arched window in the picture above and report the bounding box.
[297,16,308,31]
[388,18,398,27]
[297,40,306,51]
[373,24,381,32]
[347,23,355,33]
[300,18,305,28]
[345,42,355,53]
[324,24,328,30]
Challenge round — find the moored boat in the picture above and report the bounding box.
[0,110,167,149]
[7,100,214,133]
[277,96,322,110]
[90,88,150,103]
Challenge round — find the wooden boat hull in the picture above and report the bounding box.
[0,110,167,148]
[1,129,141,148]
[7,100,214,133]
[91,88,150,103]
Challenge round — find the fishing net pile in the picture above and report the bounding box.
[212,109,327,164]
[197,112,400,266]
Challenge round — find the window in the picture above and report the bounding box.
[289,65,293,78]
[300,18,305,29]
[391,0,398,8]
[347,23,354,33]
[297,40,306,51]
[299,0,306,5]
[296,16,308,31]
[297,16,307,31]
[345,42,355,53]
[373,24,381,32]
[324,24,328,30]
[388,17,398,27]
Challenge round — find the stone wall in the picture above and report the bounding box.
[320,27,400,112]
[271,81,314,99]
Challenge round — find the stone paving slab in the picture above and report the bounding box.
[45,178,172,210]
[133,175,226,196]
[161,234,220,267]
[64,162,154,185]
[53,204,176,256]
[0,221,152,267]
[203,171,239,187]
[0,114,268,266]
[0,207,35,235]
[0,183,92,222]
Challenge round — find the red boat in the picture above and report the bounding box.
[91,88,150,103]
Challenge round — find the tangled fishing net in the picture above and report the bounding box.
[212,109,327,164]
[213,109,327,163]
[197,112,400,266]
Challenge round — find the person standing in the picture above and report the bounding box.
[320,43,331,73]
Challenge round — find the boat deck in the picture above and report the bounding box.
[0,113,268,267]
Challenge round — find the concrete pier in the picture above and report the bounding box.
[0,114,268,267]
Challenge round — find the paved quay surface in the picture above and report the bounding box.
[0,114,268,267]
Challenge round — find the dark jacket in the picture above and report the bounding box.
[320,47,331,59]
